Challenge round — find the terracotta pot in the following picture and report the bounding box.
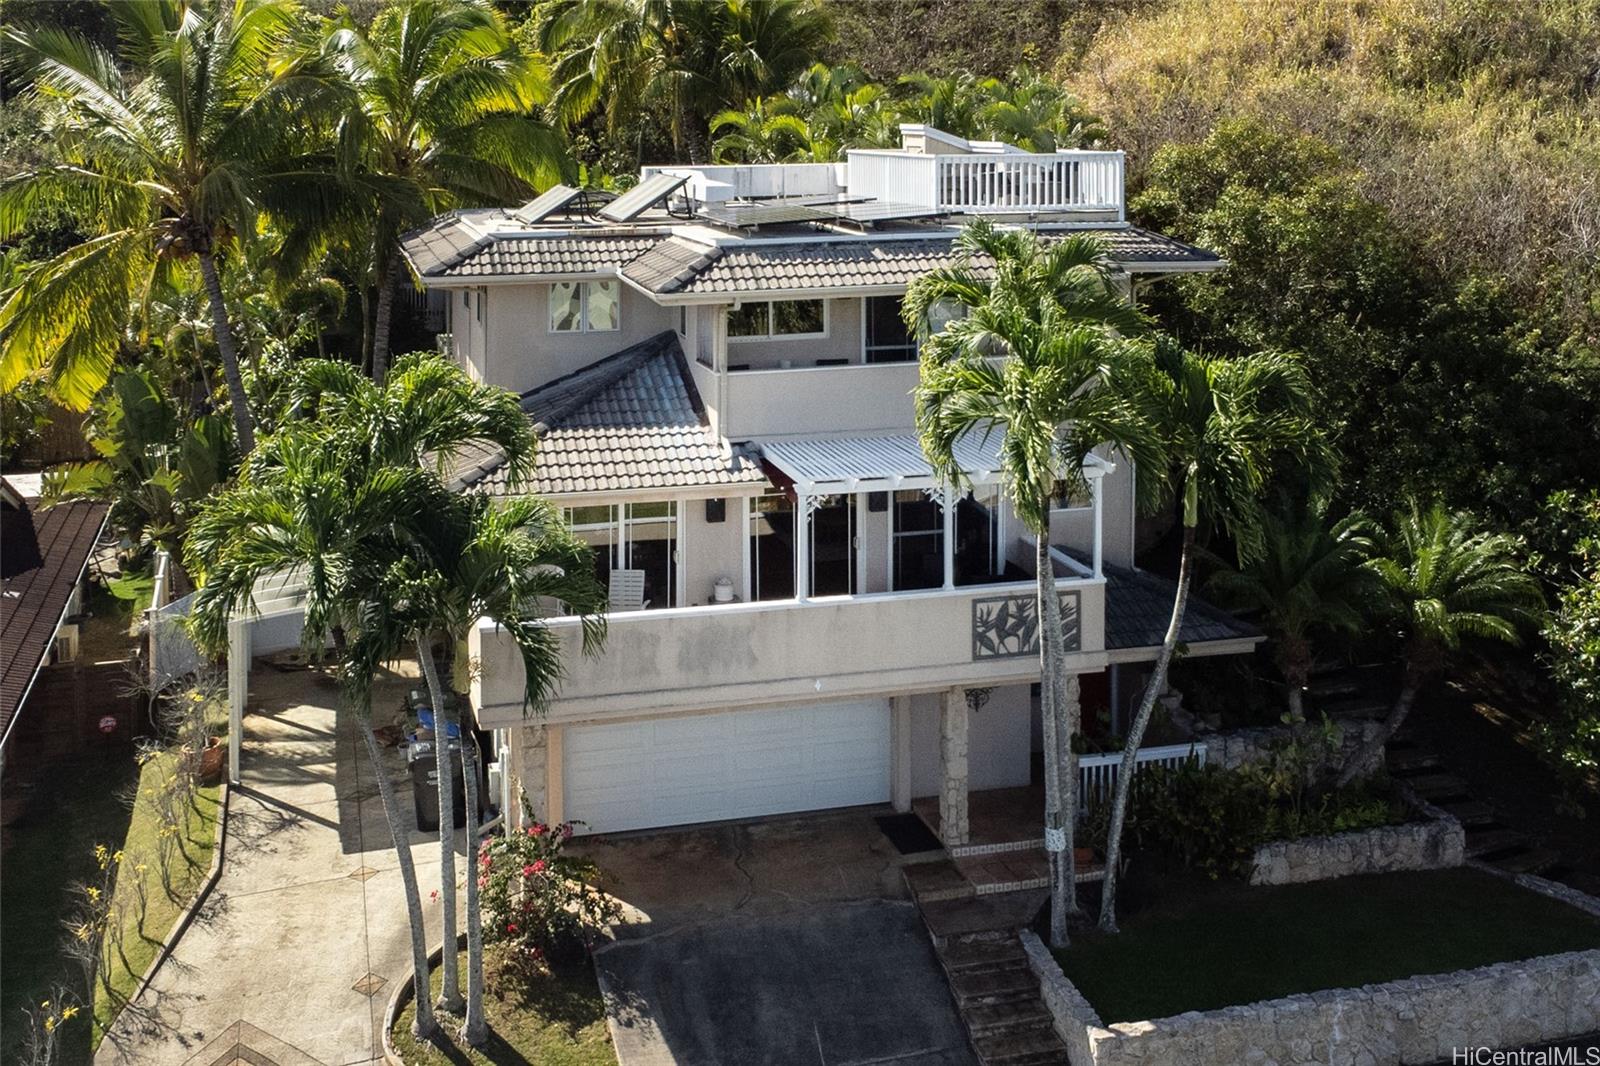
[1073,847,1096,868]
[199,737,225,785]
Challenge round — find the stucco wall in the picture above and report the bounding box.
[680,494,745,605]
[910,683,1033,798]
[478,283,675,393]
[1024,933,1600,1066]
[722,362,921,438]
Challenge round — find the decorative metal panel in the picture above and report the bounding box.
[971,590,1080,660]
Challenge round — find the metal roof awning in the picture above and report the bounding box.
[758,432,1006,495]
[758,432,1117,497]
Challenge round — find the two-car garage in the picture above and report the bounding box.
[561,698,891,835]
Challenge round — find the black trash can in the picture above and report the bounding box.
[407,737,467,832]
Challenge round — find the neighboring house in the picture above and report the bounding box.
[0,478,110,766]
[402,126,1261,842]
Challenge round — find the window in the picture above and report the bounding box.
[892,489,944,590]
[727,299,826,340]
[549,280,621,333]
[564,503,678,609]
[864,295,963,363]
[678,306,688,336]
[475,286,485,324]
[749,493,796,601]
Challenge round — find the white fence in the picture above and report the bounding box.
[847,149,1125,216]
[1078,742,1206,816]
[146,552,207,692]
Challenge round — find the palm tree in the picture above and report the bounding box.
[710,97,812,163]
[367,492,605,1045]
[187,351,544,1038]
[1333,501,1543,786]
[1206,498,1376,721]
[308,0,567,382]
[977,71,1106,153]
[0,0,332,451]
[904,219,1158,948]
[537,0,832,165]
[1097,340,1328,933]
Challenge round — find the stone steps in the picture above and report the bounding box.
[941,936,1028,975]
[949,963,1038,1008]
[1436,800,1498,828]
[929,927,1069,1066]
[1488,846,1561,876]
[1464,828,1528,858]
[972,1023,1070,1066]
[1404,773,1472,801]
[903,860,975,903]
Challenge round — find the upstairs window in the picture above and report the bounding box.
[865,295,963,363]
[550,280,620,333]
[728,299,826,340]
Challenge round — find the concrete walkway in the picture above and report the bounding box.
[97,664,457,1066]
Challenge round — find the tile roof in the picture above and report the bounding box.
[447,331,765,497]
[435,234,661,279]
[1103,564,1262,652]
[625,227,1220,295]
[1,495,109,749]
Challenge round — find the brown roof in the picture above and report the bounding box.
[447,332,765,497]
[1,494,109,749]
[623,227,1220,296]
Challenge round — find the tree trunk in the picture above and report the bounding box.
[417,634,464,1013]
[371,250,399,386]
[1335,668,1421,788]
[1098,523,1195,933]
[679,101,711,165]
[1280,636,1311,722]
[360,285,373,378]
[1286,684,1305,723]
[1035,526,1070,948]
[359,716,439,1039]
[195,251,255,453]
[449,694,488,1047]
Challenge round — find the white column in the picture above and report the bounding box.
[941,487,956,590]
[227,616,249,787]
[795,492,810,602]
[1091,471,1105,578]
[891,695,913,813]
[938,686,969,847]
[739,495,752,601]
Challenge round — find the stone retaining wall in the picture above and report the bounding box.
[1249,811,1465,886]
[1206,719,1385,779]
[1027,945,1600,1066]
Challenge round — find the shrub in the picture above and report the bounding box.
[479,795,620,981]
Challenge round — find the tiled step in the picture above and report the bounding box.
[1491,847,1561,876]
[1386,747,1444,774]
[973,1023,1070,1066]
[965,999,1054,1037]
[1405,773,1472,801]
[940,936,1028,975]
[1465,828,1528,859]
[949,964,1037,1008]
[919,889,1048,944]
[904,860,974,904]
[1437,800,1498,827]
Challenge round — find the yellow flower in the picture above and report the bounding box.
[112,850,124,864]
[85,887,100,901]
[60,1006,79,1021]
[44,1017,55,1033]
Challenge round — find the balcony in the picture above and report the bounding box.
[846,149,1125,218]
[719,360,921,438]
[470,575,1106,727]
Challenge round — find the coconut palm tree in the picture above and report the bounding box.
[904,219,1159,948]
[537,0,832,164]
[0,0,335,451]
[306,0,567,382]
[1333,501,1543,786]
[1097,339,1330,932]
[362,491,605,1045]
[1206,498,1377,721]
[710,97,812,163]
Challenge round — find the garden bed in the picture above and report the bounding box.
[388,945,615,1066]
[1053,867,1600,1024]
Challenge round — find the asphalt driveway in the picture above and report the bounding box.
[594,898,978,1066]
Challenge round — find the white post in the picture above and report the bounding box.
[739,495,753,601]
[795,491,810,602]
[1091,470,1105,578]
[941,487,956,591]
[226,616,249,787]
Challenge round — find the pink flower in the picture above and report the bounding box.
[522,864,536,877]
[531,822,546,837]
[429,890,439,902]
[506,922,517,934]
[561,824,574,841]
[531,859,546,874]
[477,876,487,889]
[525,825,537,836]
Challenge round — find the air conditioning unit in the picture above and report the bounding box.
[53,624,81,664]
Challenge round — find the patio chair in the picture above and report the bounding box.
[608,569,650,613]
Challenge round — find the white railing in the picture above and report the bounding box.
[1078,742,1206,816]
[847,150,1124,216]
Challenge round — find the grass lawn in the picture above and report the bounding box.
[1057,867,1600,1023]
[391,946,616,1066]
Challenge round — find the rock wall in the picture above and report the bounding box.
[1020,930,1101,1066]
[510,721,547,827]
[1207,719,1385,779]
[1249,813,1464,886]
[1030,947,1600,1066]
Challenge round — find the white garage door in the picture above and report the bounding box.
[564,698,891,835]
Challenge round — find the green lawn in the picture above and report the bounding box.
[0,748,220,1065]
[391,946,616,1066]
[1057,867,1600,1023]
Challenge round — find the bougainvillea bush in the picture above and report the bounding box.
[479,794,621,979]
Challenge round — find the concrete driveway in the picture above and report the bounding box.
[595,899,977,1066]
[573,812,975,1066]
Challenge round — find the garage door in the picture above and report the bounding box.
[564,699,891,834]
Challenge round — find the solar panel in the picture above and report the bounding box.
[599,173,690,223]
[511,184,583,225]
[699,202,832,227]
[838,200,947,223]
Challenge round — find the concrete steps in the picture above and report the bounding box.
[1436,799,1498,828]
[1385,744,1444,775]
[933,931,1068,1066]
[1464,827,1527,859]
[1404,773,1473,801]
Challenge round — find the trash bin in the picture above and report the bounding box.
[407,737,467,832]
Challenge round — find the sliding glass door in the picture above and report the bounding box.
[564,503,678,609]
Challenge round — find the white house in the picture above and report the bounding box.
[400,126,1260,845]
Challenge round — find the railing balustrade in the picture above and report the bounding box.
[1078,742,1207,818]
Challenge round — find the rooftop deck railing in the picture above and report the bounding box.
[847,150,1125,217]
